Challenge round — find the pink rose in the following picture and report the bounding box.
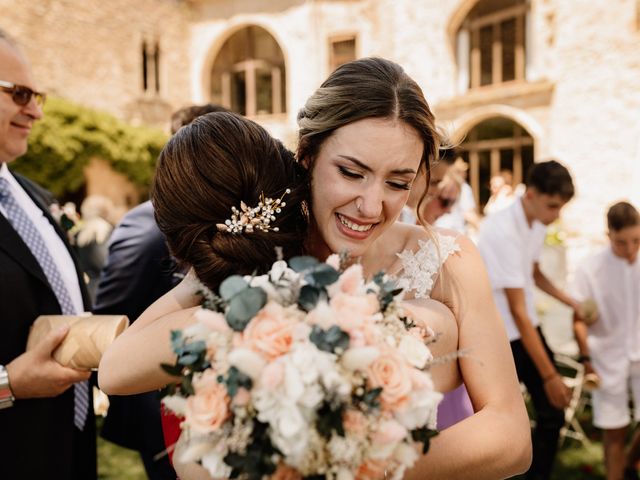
[184,370,230,434]
[343,409,368,437]
[372,419,407,445]
[260,361,284,390]
[243,302,295,360]
[194,309,230,332]
[367,350,412,410]
[329,264,364,296]
[330,292,379,334]
[357,459,387,480]
[272,464,302,480]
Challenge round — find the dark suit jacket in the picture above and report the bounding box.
[93,201,178,465]
[0,173,96,479]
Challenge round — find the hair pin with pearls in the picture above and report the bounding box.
[216,189,291,234]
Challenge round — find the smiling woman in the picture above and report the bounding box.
[99,58,532,480]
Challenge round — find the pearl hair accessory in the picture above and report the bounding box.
[216,189,291,234]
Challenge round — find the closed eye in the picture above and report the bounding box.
[387,181,411,190]
[338,166,363,179]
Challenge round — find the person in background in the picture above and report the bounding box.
[484,170,515,216]
[435,157,480,234]
[93,103,226,479]
[0,28,95,479]
[75,195,115,303]
[572,201,640,480]
[477,160,581,480]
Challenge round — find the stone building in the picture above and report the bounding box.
[2,0,640,260]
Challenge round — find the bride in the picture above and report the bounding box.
[99,58,531,479]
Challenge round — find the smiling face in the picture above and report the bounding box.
[609,225,640,264]
[0,40,43,164]
[306,117,424,259]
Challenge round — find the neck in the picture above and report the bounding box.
[520,196,535,227]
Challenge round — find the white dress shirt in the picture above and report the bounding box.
[571,247,640,391]
[477,198,547,341]
[0,163,84,313]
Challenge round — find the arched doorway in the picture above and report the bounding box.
[458,116,534,209]
[209,26,286,116]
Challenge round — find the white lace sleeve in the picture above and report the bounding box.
[394,233,460,299]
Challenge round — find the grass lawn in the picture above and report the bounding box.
[97,417,146,479]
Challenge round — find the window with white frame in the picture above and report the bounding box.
[210,26,286,116]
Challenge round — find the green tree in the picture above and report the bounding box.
[12,97,167,198]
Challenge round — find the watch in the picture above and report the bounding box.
[0,365,15,409]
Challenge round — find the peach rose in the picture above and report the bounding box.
[372,419,407,446]
[367,350,412,410]
[184,370,230,434]
[272,464,302,480]
[330,292,379,333]
[260,360,285,390]
[356,459,387,480]
[343,409,368,437]
[243,302,296,360]
[194,309,230,332]
[329,264,364,296]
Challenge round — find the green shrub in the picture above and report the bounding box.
[12,97,167,198]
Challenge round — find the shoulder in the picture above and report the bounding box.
[13,173,56,206]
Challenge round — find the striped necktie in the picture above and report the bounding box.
[0,178,89,430]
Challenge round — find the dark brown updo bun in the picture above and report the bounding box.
[152,111,309,291]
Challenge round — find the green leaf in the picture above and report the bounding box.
[289,256,319,272]
[411,426,439,454]
[306,264,340,287]
[160,363,183,377]
[219,275,249,301]
[309,325,350,353]
[316,401,345,439]
[298,285,322,311]
[226,287,267,331]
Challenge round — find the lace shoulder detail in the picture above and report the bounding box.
[394,233,460,299]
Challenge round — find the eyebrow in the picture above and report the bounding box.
[338,155,417,175]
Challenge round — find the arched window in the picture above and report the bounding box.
[458,117,534,208]
[456,0,527,90]
[210,26,286,116]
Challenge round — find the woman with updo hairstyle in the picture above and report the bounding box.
[152,111,308,292]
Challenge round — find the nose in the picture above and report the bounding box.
[358,184,384,219]
[24,96,43,120]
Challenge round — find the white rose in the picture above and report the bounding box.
[393,442,419,468]
[336,468,355,480]
[395,389,443,430]
[271,404,310,461]
[341,346,380,371]
[228,348,266,380]
[398,335,432,369]
[201,449,232,478]
[162,395,188,416]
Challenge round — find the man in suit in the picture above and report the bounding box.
[93,103,225,479]
[0,29,96,478]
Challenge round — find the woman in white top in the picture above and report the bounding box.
[100,58,531,479]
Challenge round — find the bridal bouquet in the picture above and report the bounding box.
[161,255,443,480]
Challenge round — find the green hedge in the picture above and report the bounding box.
[12,97,167,198]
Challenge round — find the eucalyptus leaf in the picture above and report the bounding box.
[306,264,340,287]
[226,287,267,331]
[289,256,319,272]
[177,353,199,365]
[219,275,249,300]
[298,285,322,311]
[160,363,183,377]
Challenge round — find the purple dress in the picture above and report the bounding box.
[437,384,474,429]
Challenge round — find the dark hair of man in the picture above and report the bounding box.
[152,111,309,292]
[170,104,229,134]
[525,159,575,200]
[607,201,640,232]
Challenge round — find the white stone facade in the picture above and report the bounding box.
[2,0,639,264]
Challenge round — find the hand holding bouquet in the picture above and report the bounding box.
[162,255,443,480]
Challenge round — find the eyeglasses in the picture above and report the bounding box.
[0,80,46,107]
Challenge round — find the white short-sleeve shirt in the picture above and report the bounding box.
[477,198,547,341]
[571,248,640,391]
[0,163,84,313]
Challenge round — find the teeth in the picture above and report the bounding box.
[338,214,373,232]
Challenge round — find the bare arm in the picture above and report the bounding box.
[98,276,202,395]
[533,263,580,313]
[504,288,571,410]
[406,235,531,479]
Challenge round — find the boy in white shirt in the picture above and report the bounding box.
[572,201,640,480]
[478,160,580,480]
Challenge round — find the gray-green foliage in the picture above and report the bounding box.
[11,97,167,198]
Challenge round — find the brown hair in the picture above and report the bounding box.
[296,57,443,225]
[170,104,228,134]
[152,111,309,291]
[607,201,640,232]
